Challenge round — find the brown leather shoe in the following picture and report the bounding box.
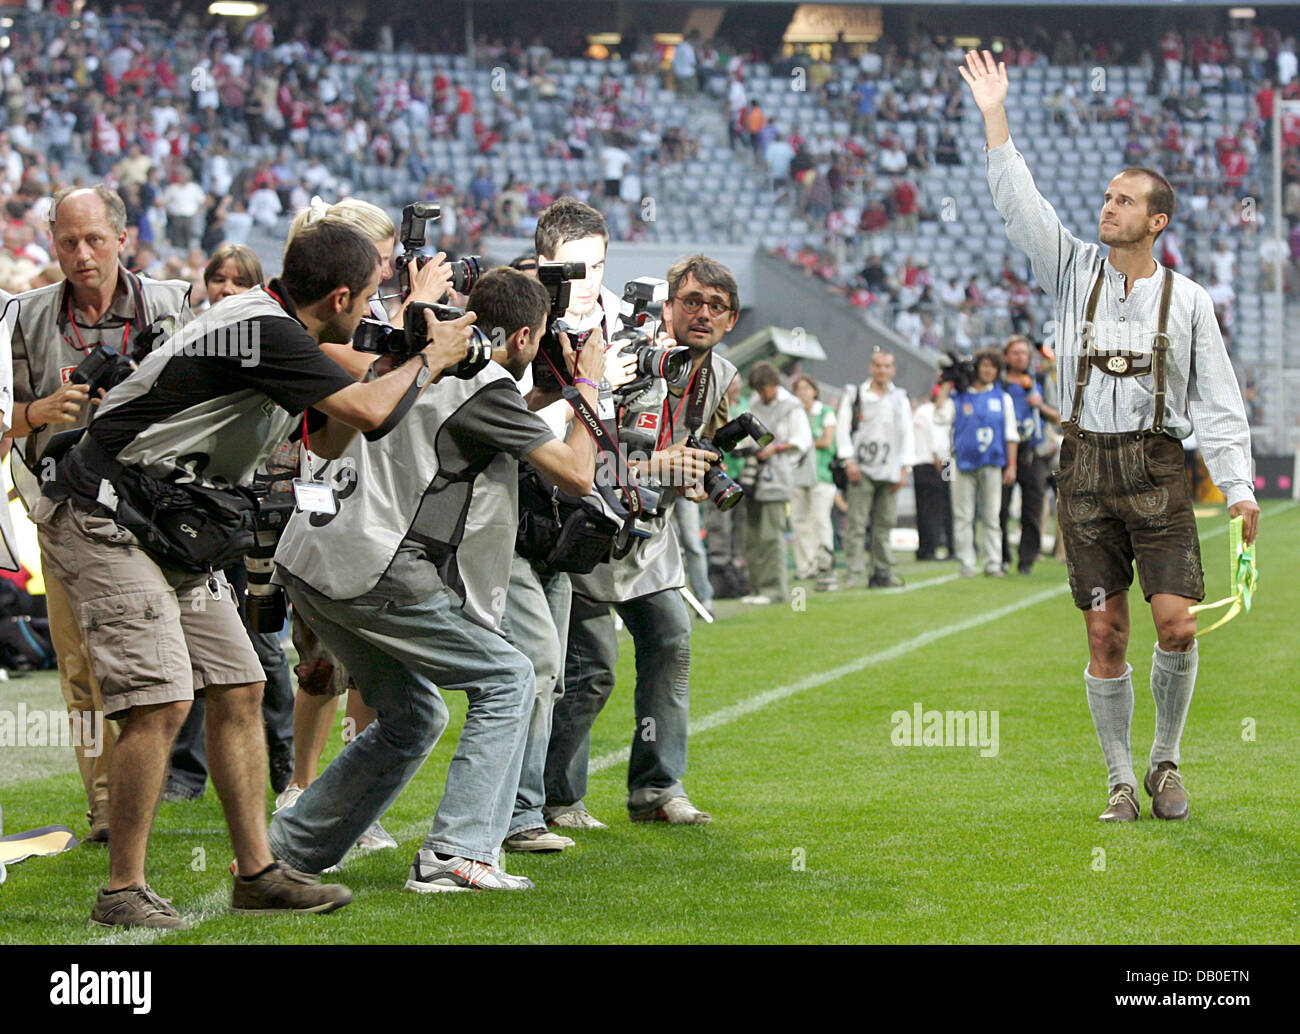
[84,805,109,844]
[1099,784,1139,821]
[230,860,353,915]
[1144,762,1189,820]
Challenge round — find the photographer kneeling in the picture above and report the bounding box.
[270,267,605,893]
[33,220,473,929]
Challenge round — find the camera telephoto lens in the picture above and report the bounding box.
[702,464,743,511]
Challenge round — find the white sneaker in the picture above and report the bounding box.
[273,785,304,814]
[739,594,773,605]
[404,851,535,893]
[546,807,608,830]
[354,820,398,853]
[631,795,713,825]
[503,826,574,852]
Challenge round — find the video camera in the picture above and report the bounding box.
[686,412,774,511]
[938,351,979,394]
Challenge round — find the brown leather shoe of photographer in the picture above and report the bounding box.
[1144,762,1189,820]
[1098,784,1139,822]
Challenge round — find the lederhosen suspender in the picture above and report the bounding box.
[1069,262,1176,434]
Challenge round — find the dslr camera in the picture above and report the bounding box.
[352,202,493,377]
[70,344,135,399]
[610,277,691,395]
[354,301,493,377]
[395,202,484,299]
[685,412,774,511]
[532,260,592,389]
[938,351,978,393]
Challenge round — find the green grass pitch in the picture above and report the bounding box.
[1,502,1295,944]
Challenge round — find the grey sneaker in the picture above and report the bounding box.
[273,784,304,814]
[229,861,353,914]
[91,884,188,930]
[404,851,535,892]
[354,820,399,852]
[630,795,713,825]
[503,826,574,853]
[546,807,609,830]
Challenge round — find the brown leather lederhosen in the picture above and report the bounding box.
[1055,262,1205,609]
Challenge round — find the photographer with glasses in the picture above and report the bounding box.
[545,255,741,829]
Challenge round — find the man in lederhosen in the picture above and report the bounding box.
[961,51,1259,822]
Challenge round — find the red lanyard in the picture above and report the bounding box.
[658,366,700,450]
[65,291,131,354]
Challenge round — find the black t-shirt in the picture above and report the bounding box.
[56,281,356,503]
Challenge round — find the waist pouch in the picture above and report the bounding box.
[71,435,258,572]
[516,468,618,574]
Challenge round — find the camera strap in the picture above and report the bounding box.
[561,384,644,518]
[660,357,712,450]
[538,337,646,519]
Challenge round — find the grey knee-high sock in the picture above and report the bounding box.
[1085,663,1136,790]
[1150,642,1198,768]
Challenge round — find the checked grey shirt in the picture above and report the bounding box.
[987,136,1256,507]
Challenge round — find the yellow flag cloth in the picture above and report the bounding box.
[1188,516,1258,636]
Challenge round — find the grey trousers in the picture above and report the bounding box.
[843,477,899,578]
[743,497,789,601]
[500,557,572,837]
[547,588,692,815]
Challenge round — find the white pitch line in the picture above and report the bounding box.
[588,581,1070,775]
[79,503,1289,941]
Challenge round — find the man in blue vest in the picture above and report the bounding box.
[999,334,1060,575]
[935,349,1020,577]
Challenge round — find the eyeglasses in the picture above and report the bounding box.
[672,294,733,317]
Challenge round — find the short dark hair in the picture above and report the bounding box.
[279,221,379,306]
[467,267,550,344]
[974,348,1004,374]
[534,197,609,259]
[748,361,781,391]
[1119,166,1176,236]
[667,253,740,315]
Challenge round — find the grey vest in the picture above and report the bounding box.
[746,389,804,502]
[571,350,736,603]
[9,271,191,506]
[275,361,523,632]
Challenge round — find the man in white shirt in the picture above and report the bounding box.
[162,167,207,250]
[836,350,915,588]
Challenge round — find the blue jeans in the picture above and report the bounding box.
[268,582,534,870]
[546,588,691,815]
[500,557,571,837]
